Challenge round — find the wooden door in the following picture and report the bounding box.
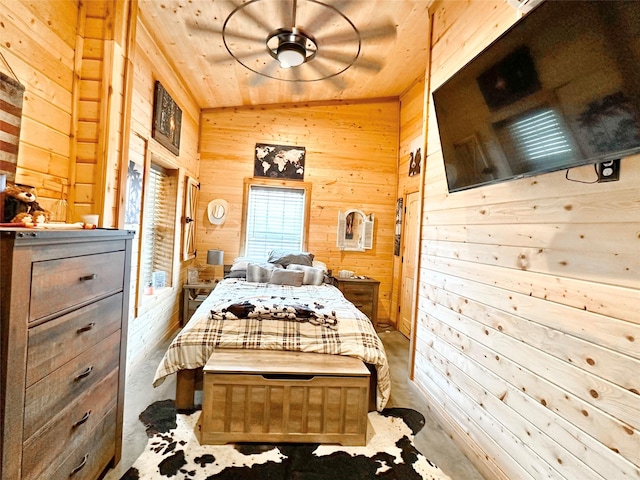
[399,191,420,338]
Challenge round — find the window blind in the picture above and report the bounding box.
[245,185,305,259]
[141,163,176,287]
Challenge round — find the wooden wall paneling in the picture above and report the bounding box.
[417,295,640,474]
[122,12,201,367]
[423,318,639,479]
[0,0,76,200]
[115,0,138,229]
[391,78,427,330]
[413,334,528,480]
[414,0,640,478]
[199,100,399,322]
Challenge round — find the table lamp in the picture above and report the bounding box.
[207,249,224,283]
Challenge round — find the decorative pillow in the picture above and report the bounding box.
[268,268,304,287]
[230,256,264,272]
[312,260,328,272]
[267,249,314,267]
[246,262,278,283]
[286,264,325,286]
[225,269,246,279]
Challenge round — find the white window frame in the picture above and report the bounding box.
[240,178,311,260]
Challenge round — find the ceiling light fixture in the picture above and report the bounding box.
[268,28,317,69]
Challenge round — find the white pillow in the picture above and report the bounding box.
[246,262,277,283]
[230,256,263,271]
[312,260,328,272]
[286,264,325,286]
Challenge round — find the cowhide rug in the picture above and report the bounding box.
[121,399,452,480]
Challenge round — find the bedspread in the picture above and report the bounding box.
[153,278,391,410]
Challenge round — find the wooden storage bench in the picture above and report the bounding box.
[196,349,370,446]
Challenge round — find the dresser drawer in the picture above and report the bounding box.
[23,331,120,439]
[341,285,374,305]
[29,250,125,322]
[26,293,123,387]
[46,407,117,480]
[21,370,118,479]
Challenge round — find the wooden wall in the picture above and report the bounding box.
[391,77,426,331]
[124,13,201,365]
[414,2,640,479]
[198,100,399,322]
[0,0,77,212]
[0,0,201,367]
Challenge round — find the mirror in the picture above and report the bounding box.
[337,209,374,251]
[207,199,228,225]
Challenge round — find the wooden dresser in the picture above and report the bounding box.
[331,276,380,326]
[0,228,133,480]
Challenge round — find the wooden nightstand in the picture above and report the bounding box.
[331,276,380,326]
[182,282,217,325]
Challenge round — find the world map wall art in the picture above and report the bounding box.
[254,143,305,180]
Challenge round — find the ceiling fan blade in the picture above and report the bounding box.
[185,18,264,43]
[299,0,351,34]
[305,60,347,90]
[321,21,397,46]
[238,1,279,34]
[247,59,281,87]
[289,68,304,95]
[319,49,384,72]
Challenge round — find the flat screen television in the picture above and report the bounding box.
[432,1,640,193]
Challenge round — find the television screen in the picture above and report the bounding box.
[432,1,640,192]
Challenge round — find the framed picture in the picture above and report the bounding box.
[394,197,403,256]
[408,136,423,177]
[152,81,182,155]
[254,143,305,180]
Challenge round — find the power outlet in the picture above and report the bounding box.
[597,159,620,182]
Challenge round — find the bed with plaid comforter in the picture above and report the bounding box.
[153,278,391,410]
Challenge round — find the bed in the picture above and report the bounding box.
[153,275,391,412]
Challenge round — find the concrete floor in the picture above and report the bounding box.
[103,329,486,480]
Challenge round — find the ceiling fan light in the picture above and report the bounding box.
[277,42,306,68]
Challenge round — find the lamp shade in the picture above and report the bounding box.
[206,249,224,266]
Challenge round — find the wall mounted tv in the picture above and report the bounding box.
[432,1,640,193]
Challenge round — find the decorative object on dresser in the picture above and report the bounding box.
[331,275,380,326]
[0,227,134,480]
[0,66,25,184]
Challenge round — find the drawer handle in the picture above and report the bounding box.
[79,273,97,282]
[75,366,93,381]
[72,410,91,428]
[76,322,96,334]
[69,454,88,476]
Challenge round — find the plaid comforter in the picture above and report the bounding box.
[153,278,391,410]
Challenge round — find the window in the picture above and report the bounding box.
[241,178,311,260]
[140,162,178,289]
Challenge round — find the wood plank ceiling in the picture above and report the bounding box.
[138,0,434,109]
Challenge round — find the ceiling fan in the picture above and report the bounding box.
[191,0,396,86]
